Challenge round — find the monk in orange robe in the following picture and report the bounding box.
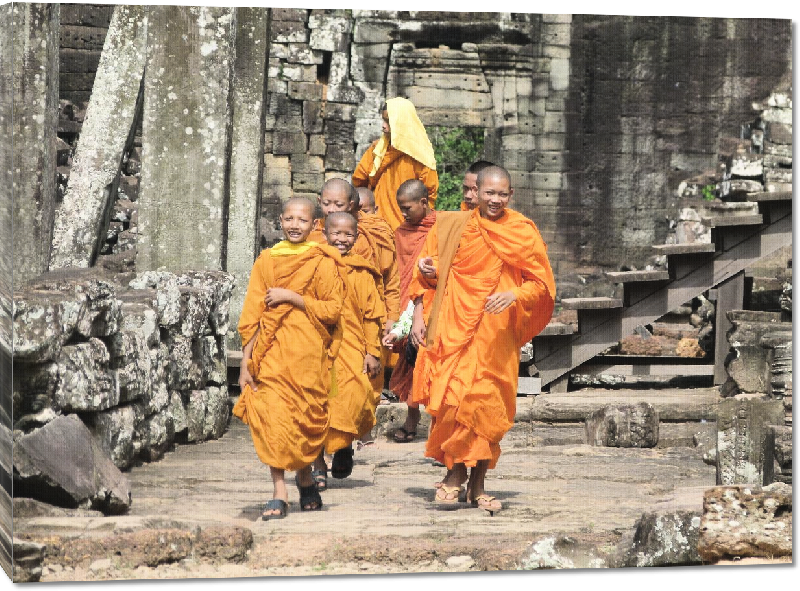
[352,97,439,231]
[234,197,345,519]
[382,179,437,443]
[311,212,385,488]
[309,178,400,392]
[408,166,556,515]
[357,187,378,215]
[460,160,495,211]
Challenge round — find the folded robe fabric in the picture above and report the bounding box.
[409,209,556,469]
[325,253,386,453]
[233,243,345,471]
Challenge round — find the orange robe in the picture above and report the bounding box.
[233,244,345,471]
[352,143,439,232]
[310,212,400,389]
[388,211,437,402]
[409,209,555,469]
[325,254,386,453]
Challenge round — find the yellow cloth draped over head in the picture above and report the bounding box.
[370,97,437,176]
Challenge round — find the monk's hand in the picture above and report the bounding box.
[485,291,517,314]
[383,318,395,337]
[410,316,426,347]
[265,287,298,307]
[382,332,399,347]
[238,362,257,393]
[363,354,381,379]
[418,257,437,279]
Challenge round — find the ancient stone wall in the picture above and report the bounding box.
[11,268,233,474]
[58,3,113,105]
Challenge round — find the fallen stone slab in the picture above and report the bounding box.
[41,526,253,569]
[698,483,792,561]
[12,290,87,362]
[13,414,131,515]
[585,403,659,448]
[523,388,720,422]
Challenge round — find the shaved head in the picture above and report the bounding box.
[357,187,375,208]
[396,179,428,203]
[476,165,512,190]
[321,178,355,202]
[283,196,315,216]
[324,211,358,234]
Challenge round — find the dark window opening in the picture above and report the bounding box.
[317,51,332,85]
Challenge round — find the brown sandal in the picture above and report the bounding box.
[434,485,463,506]
[392,427,416,443]
[472,494,502,516]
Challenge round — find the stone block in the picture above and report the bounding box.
[585,403,659,448]
[92,404,138,469]
[137,411,175,462]
[12,291,86,363]
[325,144,356,172]
[12,538,45,582]
[760,108,792,125]
[272,8,308,21]
[764,122,792,145]
[291,154,325,174]
[309,18,351,52]
[308,134,327,155]
[620,511,702,567]
[698,483,792,561]
[303,100,324,133]
[13,414,131,514]
[54,339,118,413]
[324,102,358,121]
[129,271,182,327]
[185,386,230,442]
[327,85,365,104]
[717,397,785,485]
[281,64,318,82]
[60,25,108,51]
[271,19,309,43]
[163,333,205,391]
[273,130,308,155]
[107,330,151,403]
[289,81,324,102]
[293,172,325,194]
[353,21,396,44]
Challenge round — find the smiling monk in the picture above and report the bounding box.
[234,197,345,520]
[408,166,556,515]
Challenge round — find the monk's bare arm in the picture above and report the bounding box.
[265,288,305,310]
[238,328,260,392]
[409,296,427,347]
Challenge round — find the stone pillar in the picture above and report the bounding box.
[226,7,270,350]
[137,6,236,272]
[716,397,785,486]
[1,3,59,284]
[50,5,147,270]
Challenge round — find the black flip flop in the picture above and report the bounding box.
[295,476,323,511]
[312,468,328,492]
[261,499,288,520]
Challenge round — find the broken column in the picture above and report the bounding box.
[716,397,785,485]
[137,6,236,272]
[50,5,147,269]
[226,7,270,350]
[1,3,59,284]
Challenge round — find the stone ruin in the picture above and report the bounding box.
[8,266,233,514]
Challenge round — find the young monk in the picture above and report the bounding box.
[352,97,439,231]
[312,212,385,487]
[381,179,437,443]
[310,178,400,392]
[461,160,496,211]
[234,197,345,520]
[357,187,378,215]
[408,166,556,515]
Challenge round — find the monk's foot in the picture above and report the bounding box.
[261,498,289,520]
[295,475,324,511]
[392,426,417,443]
[331,446,354,479]
[472,494,502,516]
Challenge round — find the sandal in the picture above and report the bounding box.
[295,476,323,511]
[392,427,417,443]
[434,485,463,506]
[312,468,328,492]
[331,447,354,479]
[261,499,288,520]
[472,494,502,516]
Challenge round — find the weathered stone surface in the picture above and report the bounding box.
[185,386,230,443]
[11,290,85,363]
[162,334,204,391]
[766,425,792,485]
[50,5,147,269]
[13,415,131,514]
[585,403,659,448]
[128,272,182,327]
[2,3,59,283]
[54,339,118,412]
[27,272,122,338]
[698,483,792,561]
[118,301,160,348]
[12,538,46,582]
[107,330,151,402]
[177,271,234,337]
[91,404,140,469]
[138,6,235,272]
[723,311,786,396]
[12,362,60,419]
[176,285,214,338]
[137,411,175,462]
[168,390,188,435]
[620,511,702,567]
[717,397,785,485]
[227,6,269,353]
[194,526,254,563]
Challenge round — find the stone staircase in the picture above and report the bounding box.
[532,190,792,389]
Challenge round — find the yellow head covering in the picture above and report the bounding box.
[270,240,318,256]
[370,97,437,176]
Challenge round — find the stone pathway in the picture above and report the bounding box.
[16,398,719,581]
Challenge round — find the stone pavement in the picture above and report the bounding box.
[15,396,719,580]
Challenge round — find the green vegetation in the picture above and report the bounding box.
[701,184,716,201]
[428,126,485,211]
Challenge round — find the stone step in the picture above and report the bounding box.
[747,191,792,202]
[561,297,623,310]
[652,242,716,255]
[517,387,720,423]
[536,322,575,336]
[701,214,763,227]
[605,270,671,283]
